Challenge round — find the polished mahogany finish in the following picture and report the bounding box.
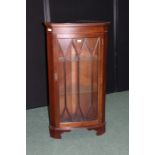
[45,22,109,139]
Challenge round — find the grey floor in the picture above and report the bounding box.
[27,91,129,155]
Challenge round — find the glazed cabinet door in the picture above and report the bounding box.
[55,37,103,124]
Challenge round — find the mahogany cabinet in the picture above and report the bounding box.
[45,22,109,139]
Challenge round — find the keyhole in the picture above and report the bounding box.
[77,39,82,43]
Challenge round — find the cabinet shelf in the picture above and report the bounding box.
[58,56,97,62]
[59,86,97,96]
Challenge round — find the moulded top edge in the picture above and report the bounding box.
[44,21,110,27]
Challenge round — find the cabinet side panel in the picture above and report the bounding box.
[46,30,60,127]
[103,30,108,123]
[97,38,104,124]
[98,31,108,124]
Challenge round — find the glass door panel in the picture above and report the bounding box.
[57,38,100,122]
